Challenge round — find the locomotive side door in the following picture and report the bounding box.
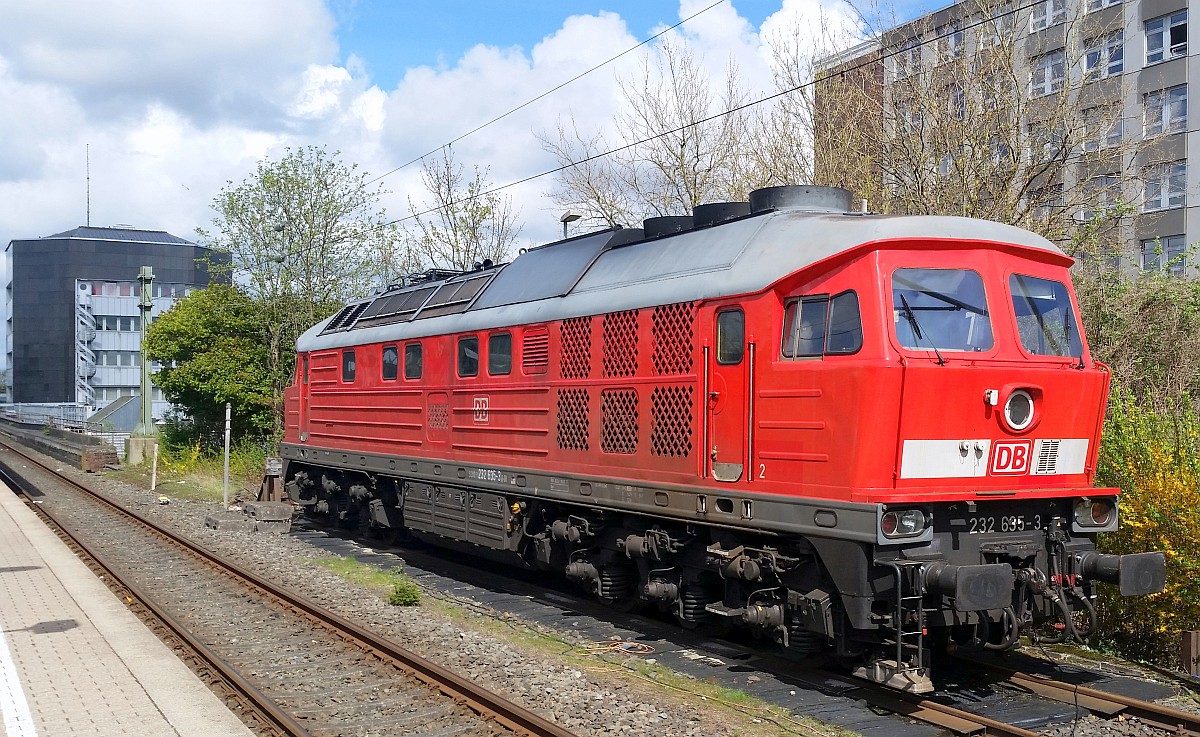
[708,308,746,482]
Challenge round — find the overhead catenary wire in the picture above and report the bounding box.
[364,0,730,188]
[384,0,1053,230]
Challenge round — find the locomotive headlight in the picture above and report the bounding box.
[1003,389,1035,432]
[881,508,929,538]
[1074,498,1115,528]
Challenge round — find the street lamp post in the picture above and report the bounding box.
[560,210,582,239]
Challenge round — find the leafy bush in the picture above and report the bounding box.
[388,579,422,607]
[1094,389,1200,662]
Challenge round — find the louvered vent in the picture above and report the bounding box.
[560,317,592,379]
[601,389,638,454]
[1035,440,1060,474]
[651,386,693,457]
[652,302,695,375]
[321,301,370,333]
[523,331,549,375]
[602,310,639,377]
[556,388,590,451]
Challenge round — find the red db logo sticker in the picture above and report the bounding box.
[990,440,1032,476]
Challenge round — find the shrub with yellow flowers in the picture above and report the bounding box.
[1093,388,1200,663]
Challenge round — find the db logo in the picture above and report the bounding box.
[990,440,1033,476]
[472,396,490,424]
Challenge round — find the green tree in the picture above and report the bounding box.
[197,145,414,432]
[144,285,274,439]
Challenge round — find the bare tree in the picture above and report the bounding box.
[541,39,756,230]
[407,147,521,271]
[797,0,1143,256]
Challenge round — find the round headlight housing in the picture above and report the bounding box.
[881,508,929,538]
[1075,498,1114,528]
[1004,389,1035,432]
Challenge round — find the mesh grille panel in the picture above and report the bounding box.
[556,388,590,450]
[651,386,694,457]
[652,302,695,375]
[428,403,450,430]
[602,310,639,377]
[560,317,592,379]
[601,389,639,454]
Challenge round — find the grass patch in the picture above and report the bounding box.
[304,556,421,606]
[108,443,266,503]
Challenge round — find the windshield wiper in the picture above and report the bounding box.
[901,294,946,366]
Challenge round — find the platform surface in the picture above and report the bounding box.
[0,485,254,736]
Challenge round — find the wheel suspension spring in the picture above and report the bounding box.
[598,568,631,600]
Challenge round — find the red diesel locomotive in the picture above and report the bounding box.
[280,185,1164,692]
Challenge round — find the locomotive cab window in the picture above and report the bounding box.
[892,268,993,352]
[342,349,356,382]
[381,345,398,381]
[404,342,423,380]
[1010,274,1084,357]
[458,336,479,377]
[716,309,744,364]
[488,332,512,375]
[782,291,863,357]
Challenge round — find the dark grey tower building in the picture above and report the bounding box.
[5,226,228,408]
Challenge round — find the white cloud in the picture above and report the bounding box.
[0,0,840,272]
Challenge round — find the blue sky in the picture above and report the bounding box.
[334,1,780,88]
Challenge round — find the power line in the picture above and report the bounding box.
[365,0,729,187]
[389,0,1049,228]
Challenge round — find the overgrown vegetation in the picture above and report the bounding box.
[304,556,421,607]
[1093,390,1200,663]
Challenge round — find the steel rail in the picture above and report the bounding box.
[0,439,578,737]
[0,466,312,737]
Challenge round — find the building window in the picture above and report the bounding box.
[893,37,921,79]
[1144,85,1187,136]
[1032,183,1064,220]
[457,336,479,377]
[488,332,512,376]
[1082,104,1123,151]
[936,22,963,61]
[382,345,398,381]
[1030,49,1065,96]
[1143,161,1186,211]
[944,84,966,119]
[1146,11,1187,65]
[404,342,422,380]
[1086,0,1120,12]
[1030,0,1066,31]
[1079,175,1119,221]
[1027,121,1066,163]
[1084,31,1123,78]
[979,4,1012,47]
[1141,235,1187,274]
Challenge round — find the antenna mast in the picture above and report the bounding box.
[86,144,91,227]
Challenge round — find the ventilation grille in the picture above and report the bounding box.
[428,403,450,431]
[560,317,592,379]
[651,386,694,457]
[652,302,695,375]
[1035,440,1060,474]
[601,389,639,454]
[523,331,549,375]
[322,302,370,333]
[602,310,639,377]
[556,388,590,451]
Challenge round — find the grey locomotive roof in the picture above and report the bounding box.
[297,209,1063,352]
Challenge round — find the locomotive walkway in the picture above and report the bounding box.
[0,482,253,737]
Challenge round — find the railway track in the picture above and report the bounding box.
[2,436,1194,737]
[0,439,576,737]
